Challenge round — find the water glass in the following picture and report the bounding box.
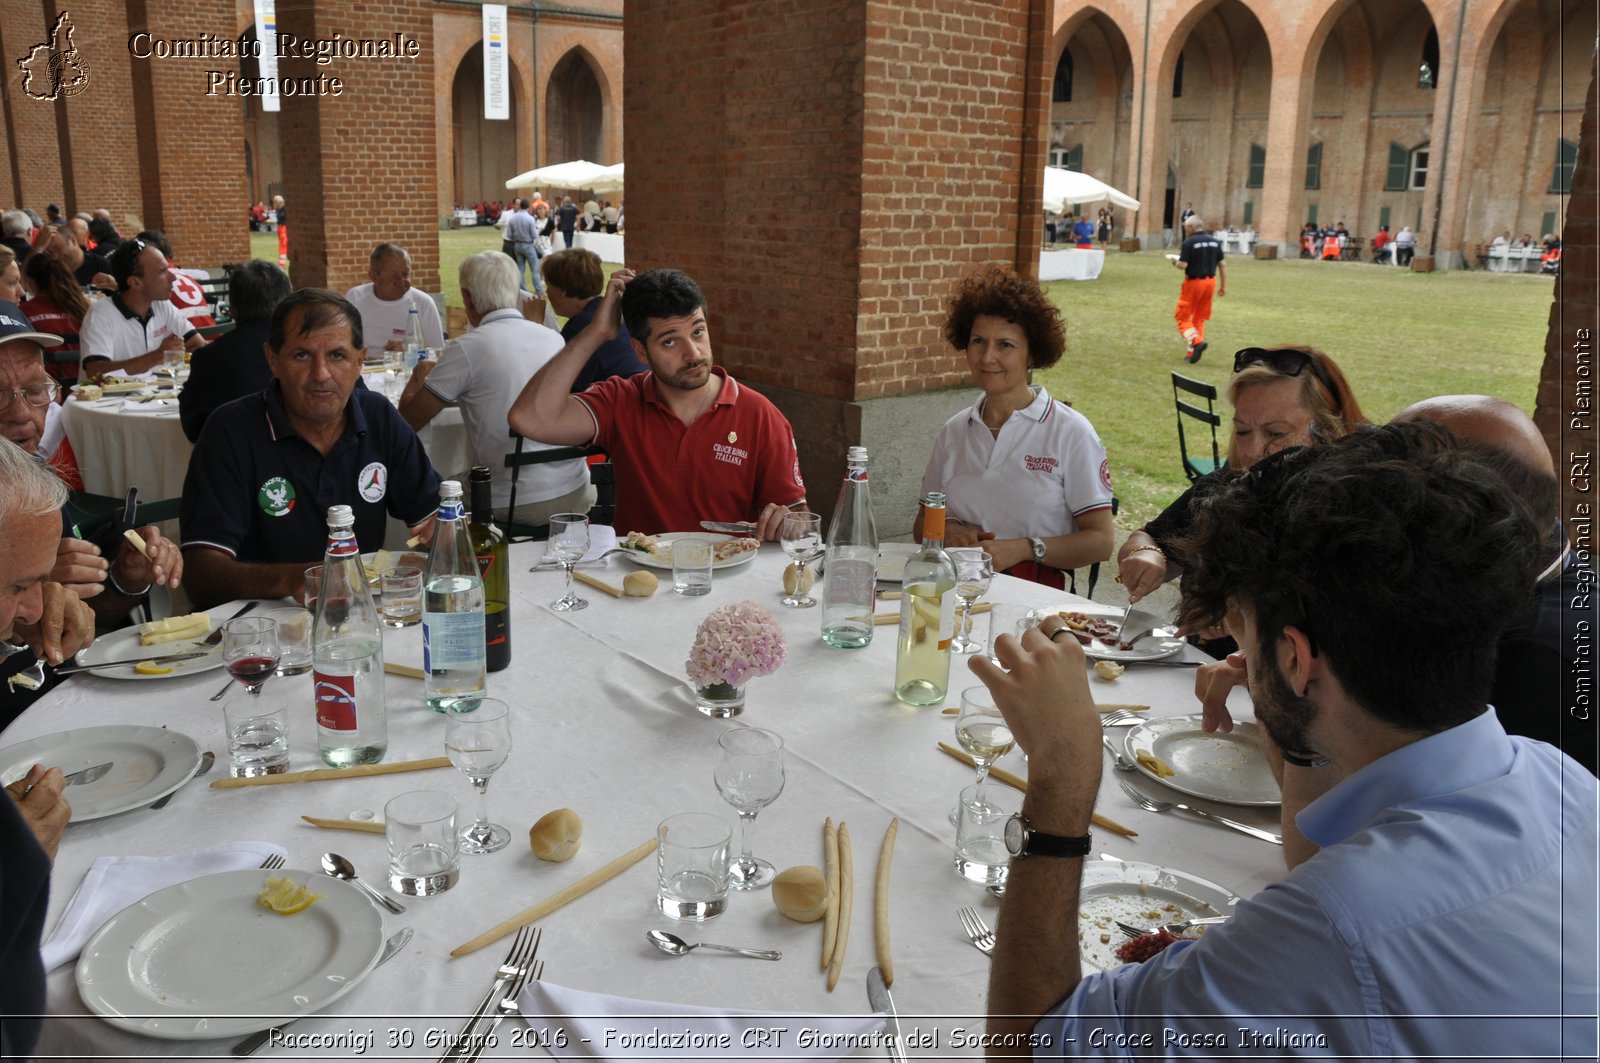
[162,342,185,375]
[223,694,290,777]
[656,812,731,920]
[671,537,714,596]
[265,605,312,676]
[303,565,323,612]
[386,790,461,896]
[380,566,423,627]
[954,782,1017,888]
[986,602,1032,664]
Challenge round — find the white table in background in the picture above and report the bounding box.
[13,545,1281,1058]
[572,231,625,264]
[1039,248,1104,281]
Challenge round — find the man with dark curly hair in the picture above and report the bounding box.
[972,422,1597,1057]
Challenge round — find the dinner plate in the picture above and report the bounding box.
[1078,856,1239,970]
[1028,603,1186,662]
[74,620,224,681]
[623,532,760,571]
[0,725,202,820]
[875,542,920,583]
[1123,715,1281,806]
[76,868,384,1040]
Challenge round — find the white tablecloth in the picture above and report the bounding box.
[572,231,625,264]
[1220,229,1256,255]
[11,546,1278,1058]
[1487,246,1541,273]
[1038,248,1104,281]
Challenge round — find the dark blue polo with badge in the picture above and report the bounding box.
[180,380,440,562]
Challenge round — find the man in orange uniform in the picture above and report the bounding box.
[1173,214,1225,364]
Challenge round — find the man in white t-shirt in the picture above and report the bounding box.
[398,251,592,527]
[79,238,203,376]
[343,243,445,362]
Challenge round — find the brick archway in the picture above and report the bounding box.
[449,42,526,207]
[544,47,610,166]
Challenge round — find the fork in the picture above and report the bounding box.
[1117,778,1283,845]
[259,853,285,870]
[439,924,540,1061]
[459,958,542,1063]
[1116,916,1229,939]
[1100,711,1138,772]
[957,906,995,955]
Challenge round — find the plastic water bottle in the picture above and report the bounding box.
[423,481,487,711]
[403,305,423,371]
[312,505,388,767]
[821,446,880,649]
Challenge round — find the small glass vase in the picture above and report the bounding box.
[695,681,747,718]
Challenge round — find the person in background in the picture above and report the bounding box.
[86,216,121,258]
[502,199,545,297]
[0,246,23,304]
[1,210,35,265]
[1071,213,1095,249]
[917,264,1113,588]
[344,243,444,363]
[1371,223,1392,263]
[179,260,292,442]
[1173,214,1225,363]
[39,221,112,290]
[1393,224,1417,266]
[78,237,203,376]
[554,196,579,250]
[540,249,645,392]
[19,253,88,388]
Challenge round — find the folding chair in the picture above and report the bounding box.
[502,434,613,542]
[1171,371,1222,482]
[1066,496,1119,601]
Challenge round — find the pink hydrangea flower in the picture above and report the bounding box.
[686,601,787,689]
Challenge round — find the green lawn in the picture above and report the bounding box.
[251,231,1556,527]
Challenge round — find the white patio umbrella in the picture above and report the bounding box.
[505,159,610,192]
[588,163,624,196]
[1042,167,1140,213]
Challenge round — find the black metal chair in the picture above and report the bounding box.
[502,434,613,542]
[1067,496,1119,601]
[1171,371,1222,483]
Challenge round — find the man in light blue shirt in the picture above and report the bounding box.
[973,424,1598,1060]
[502,199,544,297]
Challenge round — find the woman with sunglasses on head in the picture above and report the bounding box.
[1118,345,1368,605]
[916,264,1115,588]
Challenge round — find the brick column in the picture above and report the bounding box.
[54,0,143,226]
[1256,66,1314,254]
[1,0,68,213]
[276,0,439,293]
[625,0,1050,531]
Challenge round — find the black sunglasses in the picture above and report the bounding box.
[1233,347,1342,413]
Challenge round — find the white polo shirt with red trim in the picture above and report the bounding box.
[575,367,807,534]
[78,294,194,368]
[921,386,1112,540]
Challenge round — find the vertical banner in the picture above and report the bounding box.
[252,0,279,112]
[483,4,509,120]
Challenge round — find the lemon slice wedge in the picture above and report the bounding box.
[133,660,174,675]
[257,874,321,915]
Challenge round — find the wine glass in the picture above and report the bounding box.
[948,549,995,654]
[444,698,512,854]
[222,616,280,698]
[778,510,824,608]
[548,512,590,612]
[953,686,1014,818]
[714,728,786,890]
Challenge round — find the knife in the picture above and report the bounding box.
[19,760,111,798]
[53,651,208,676]
[201,600,259,646]
[700,520,757,535]
[866,967,907,1063]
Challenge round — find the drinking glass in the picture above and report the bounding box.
[303,565,323,613]
[953,686,1014,816]
[656,812,731,920]
[444,698,512,854]
[549,513,590,611]
[713,728,785,889]
[948,548,995,654]
[386,791,460,896]
[223,693,290,777]
[778,511,824,608]
[380,566,423,627]
[264,606,312,676]
[222,616,279,698]
[954,782,1016,887]
[671,536,713,596]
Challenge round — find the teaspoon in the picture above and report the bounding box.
[646,929,781,961]
[321,852,406,914]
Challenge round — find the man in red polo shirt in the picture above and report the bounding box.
[509,268,807,538]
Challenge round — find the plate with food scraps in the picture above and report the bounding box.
[874,542,921,583]
[620,531,760,570]
[1122,715,1280,806]
[1078,855,1239,970]
[0,725,203,820]
[76,868,383,1039]
[72,612,224,680]
[1029,604,1187,662]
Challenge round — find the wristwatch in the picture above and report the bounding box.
[1028,536,1047,562]
[1004,814,1091,859]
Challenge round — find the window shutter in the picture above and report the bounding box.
[1246,144,1265,189]
[1384,143,1408,191]
[1550,139,1577,194]
[1305,143,1322,190]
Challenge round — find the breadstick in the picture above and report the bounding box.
[874,817,898,986]
[212,756,450,787]
[450,838,656,956]
[384,662,426,680]
[827,822,853,991]
[573,571,624,598]
[301,815,386,834]
[122,528,151,558]
[821,818,839,969]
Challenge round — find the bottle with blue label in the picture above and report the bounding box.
[423,481,487,712]
[312,505,388,766]
[403,305,423,371]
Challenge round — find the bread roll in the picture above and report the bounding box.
[529,808,583,862]
[771,865,828,922]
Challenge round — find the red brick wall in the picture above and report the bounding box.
[276,0,439,293]
[2,0,68,213]
[54,0,143,228]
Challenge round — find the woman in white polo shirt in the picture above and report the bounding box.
[917,265,1115,589]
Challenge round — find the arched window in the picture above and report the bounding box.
[1246,144,1265,189]
[1419,28,1439,90]
[1172,52,1185,98]
[1305,142,1323,190]
[1550,139,1578,194]
[1052,48,1073,103]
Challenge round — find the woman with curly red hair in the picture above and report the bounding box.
[915,264,1114,588]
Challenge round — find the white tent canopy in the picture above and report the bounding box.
[505,159,611,192]
[1042,167,1140,213]
[588,163,625,195]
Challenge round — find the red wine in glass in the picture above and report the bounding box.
[227,654,279,694]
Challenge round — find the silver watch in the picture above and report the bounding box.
[1029,536,1047,562]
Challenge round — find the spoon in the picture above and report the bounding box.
[321,852,406,914]
[646,929,781,961]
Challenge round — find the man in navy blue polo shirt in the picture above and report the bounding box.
[179,289,441,608]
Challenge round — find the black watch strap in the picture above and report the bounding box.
[1024,829,1092,858]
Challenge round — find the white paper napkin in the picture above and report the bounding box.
[40,840,287,972]
[540,525,620,569]
[520,980,887,1061]
[118,397,176,414]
